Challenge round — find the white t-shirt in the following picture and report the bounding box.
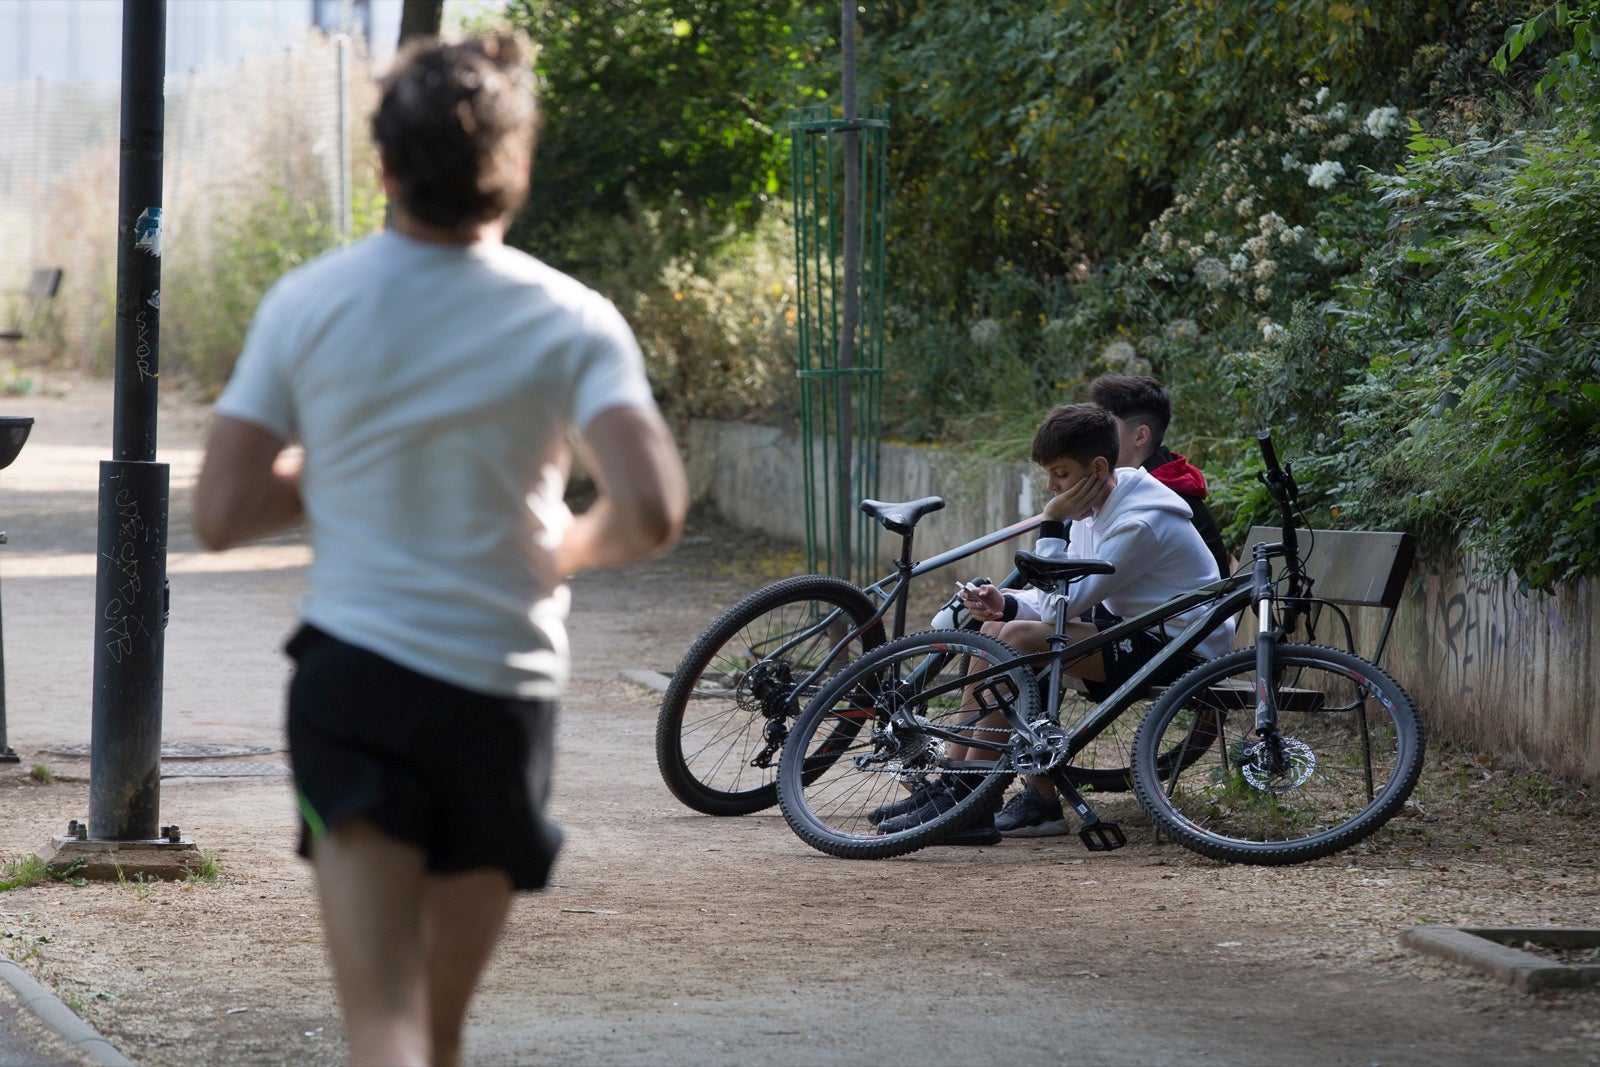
[216,230,658,699]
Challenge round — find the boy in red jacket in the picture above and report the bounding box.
[1088,373,1231,578]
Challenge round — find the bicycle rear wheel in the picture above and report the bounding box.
[777,630,1037,860]
[655,575,885,816]
[1131,644,1424,865]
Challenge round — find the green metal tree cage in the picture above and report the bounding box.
[789,103,888,585]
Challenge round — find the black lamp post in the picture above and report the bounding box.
[0,415,35,764]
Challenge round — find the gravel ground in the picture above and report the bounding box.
[0,376,1597,1066]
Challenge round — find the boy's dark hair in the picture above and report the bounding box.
[1087,374,1171,445]
[372,34,538,230]
[1031,404,1120,469]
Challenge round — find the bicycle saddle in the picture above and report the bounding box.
[858,496,945,535]
[1013,550,1114,590]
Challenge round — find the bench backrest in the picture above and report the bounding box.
[1241,526,1416,664]
[26,268,63,300]
[2,268,64,343]
[1244,527,1414,608]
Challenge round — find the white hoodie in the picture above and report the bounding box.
[1012,466,1235,660]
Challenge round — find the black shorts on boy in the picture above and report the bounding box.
[1079,616,1204,703]
[285,624,564,891]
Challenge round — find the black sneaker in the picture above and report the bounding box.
[935,815,1002,846]
[867,778,944,826]
[875,783,961,834]
[993,783,1069,837]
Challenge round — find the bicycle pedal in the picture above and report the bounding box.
[1078,820,1125,852]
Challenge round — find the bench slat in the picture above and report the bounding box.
[1,267,63,345]
[1195,678,1325,713]
[1243,526,1414,608]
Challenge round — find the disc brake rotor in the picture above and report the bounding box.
[1239,736,1316,791]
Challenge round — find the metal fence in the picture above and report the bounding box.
[0,30,374,358]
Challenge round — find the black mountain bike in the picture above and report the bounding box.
[655,497,1169,817]
[775,433,1424,866]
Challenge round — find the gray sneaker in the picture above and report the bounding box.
[934,814,1002,846]
[994,783,1069,837]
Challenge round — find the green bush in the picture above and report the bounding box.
[505,1,833,250]
[531,193,799,425]
[162,184,385,393]
[1326,117,1600,587]
[864,1,1454,314]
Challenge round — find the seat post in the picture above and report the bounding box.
[891,526,917,638]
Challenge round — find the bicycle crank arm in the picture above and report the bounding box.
[1047,775,1127,852]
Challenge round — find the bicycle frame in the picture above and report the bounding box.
[750,513,1048,697]
[894,431,1314,761]
[881,562,1263,767]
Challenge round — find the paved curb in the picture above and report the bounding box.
[0,958,136,1067]
[1400,926,1600,992]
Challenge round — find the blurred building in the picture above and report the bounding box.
[0,0,403,84]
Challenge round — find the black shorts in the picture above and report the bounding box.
[285,624,564,892]
[1081,617,1203,703]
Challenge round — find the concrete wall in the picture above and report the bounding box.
[1392,559,1598,785]
[683,419,1036,580]
[684,418,1600,787]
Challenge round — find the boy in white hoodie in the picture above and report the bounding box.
[874,404,1232,842]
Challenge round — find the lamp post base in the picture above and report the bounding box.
[39,823,204,882]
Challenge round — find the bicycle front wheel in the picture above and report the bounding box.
[655,575,885,816]
[777,630,1037,860]
[1131,644,1424,865]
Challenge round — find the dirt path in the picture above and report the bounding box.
[1,377,1598,1066]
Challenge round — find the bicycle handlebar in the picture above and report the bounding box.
[1256,430,1281,475]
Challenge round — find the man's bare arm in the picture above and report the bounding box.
[556,405,688,575]
[192,415,304,551]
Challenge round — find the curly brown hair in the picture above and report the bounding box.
[372,34,539,230]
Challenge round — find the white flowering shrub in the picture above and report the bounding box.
[969,318,1002,346]
[1132,87,1408,304]
[1364,106,1402,137]
[1113,84,1413,412]
[1306,160,1347,189]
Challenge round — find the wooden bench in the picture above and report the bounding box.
[1241,526,1416,667]
[1168,528,1416,714]
[0,267,64,344]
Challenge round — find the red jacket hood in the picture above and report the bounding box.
[1148,452,1209,499]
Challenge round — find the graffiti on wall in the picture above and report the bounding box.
[1410,554,1593,709]
[1411,556,1532,704]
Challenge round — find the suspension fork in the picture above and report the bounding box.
[1248,546,1298,776]
[1251,547,1281,740]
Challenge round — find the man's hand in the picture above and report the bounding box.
[1043,470,1112,522]
[554,404,688,575]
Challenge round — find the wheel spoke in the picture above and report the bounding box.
[1132,645,1423,865]
[778,630,1038,859]
[657,577,884,816]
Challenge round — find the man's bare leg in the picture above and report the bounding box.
[311,819,430,1067]
[424,870,514,1067]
